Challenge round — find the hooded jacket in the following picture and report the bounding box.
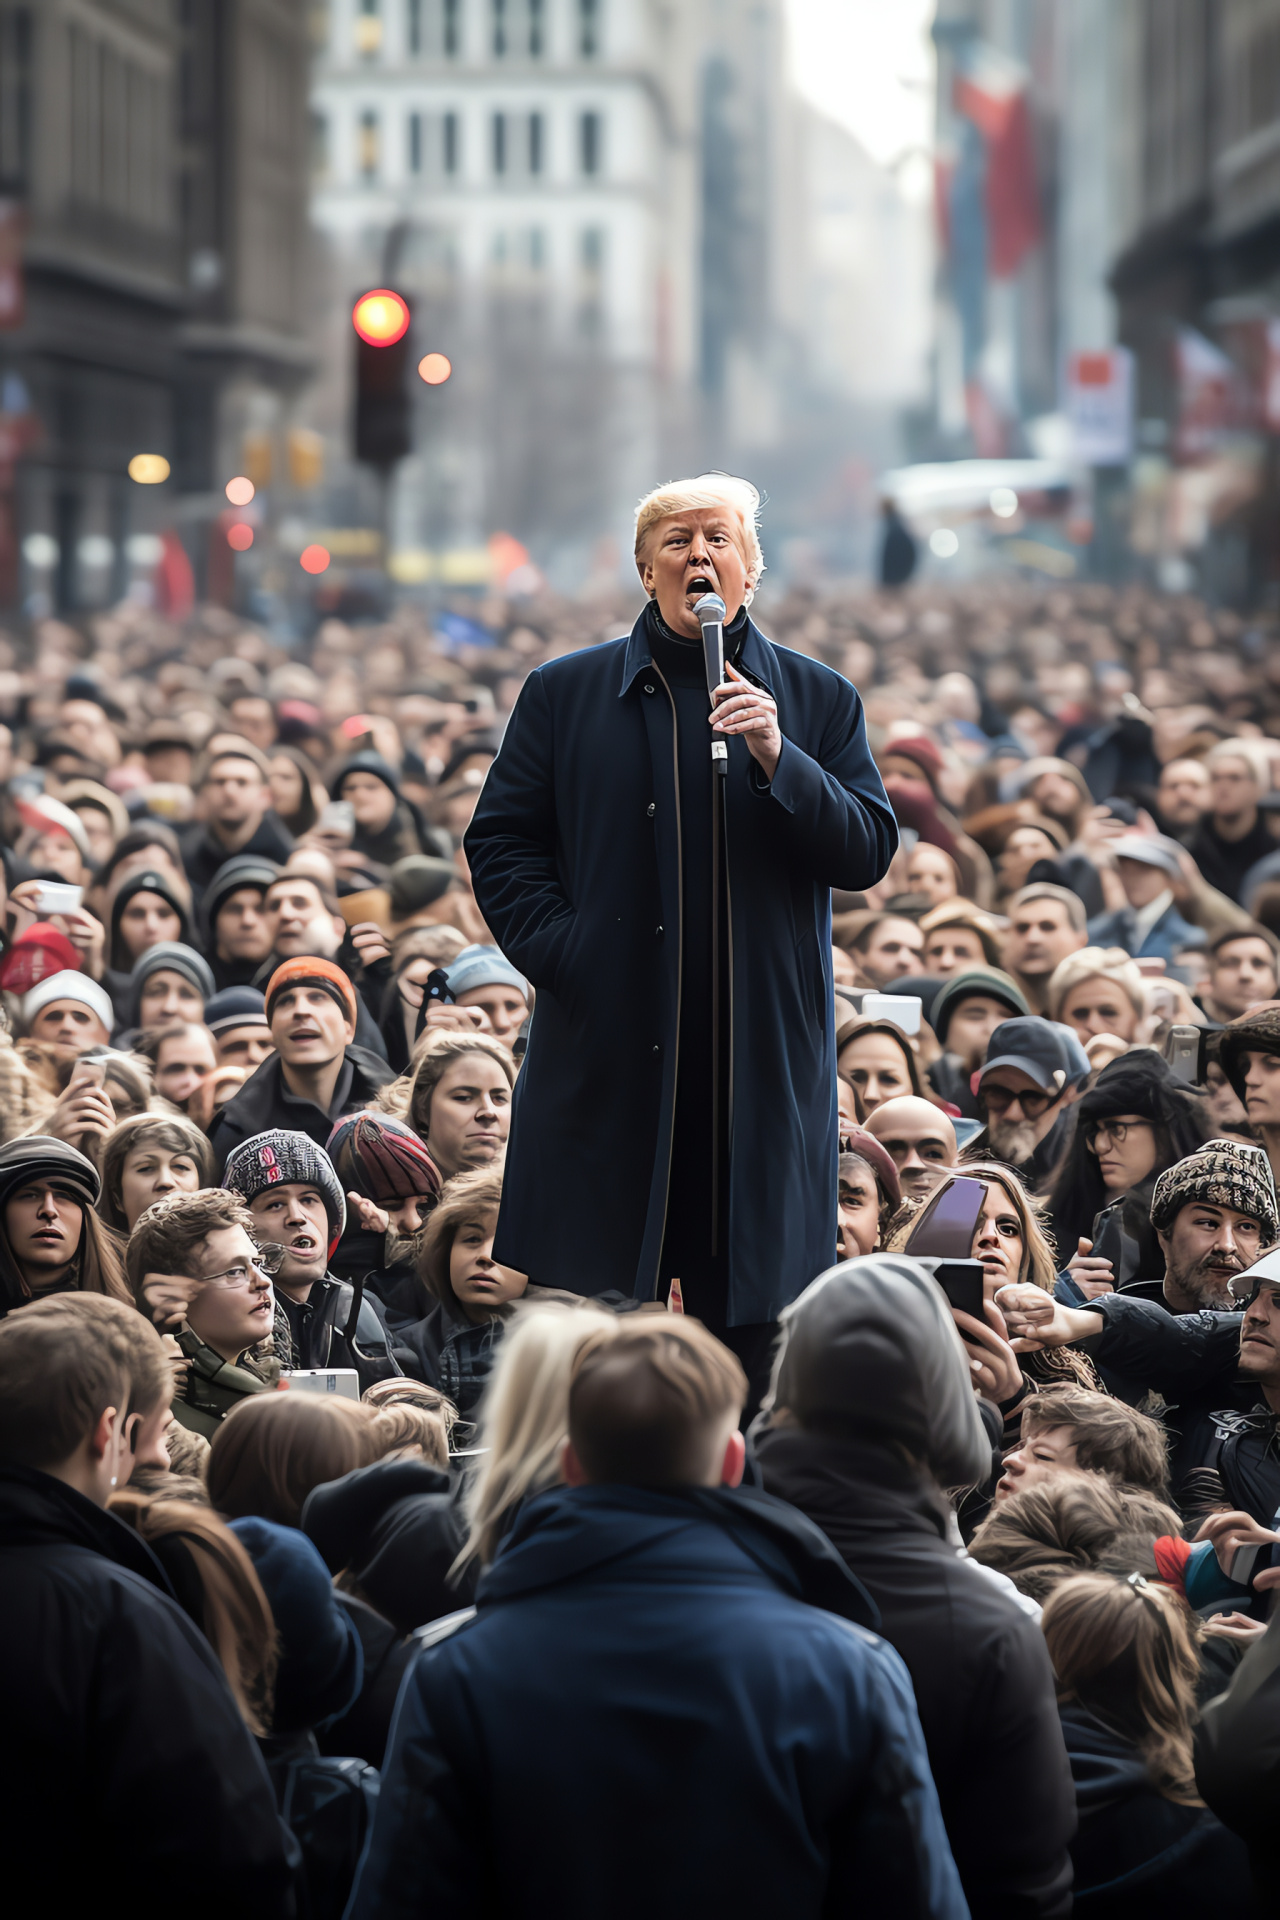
[0,1465,293,1917]
[1196,1601,1280,1896]
[346,1480,967,1920]
[757,1257,1076,1919]
[303,1454,473,1635]
[1057,1703,1253,1916]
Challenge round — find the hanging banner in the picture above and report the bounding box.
[1065,348,1134,465]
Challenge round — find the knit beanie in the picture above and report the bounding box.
[0,1135,101,1211]
[264,956,357,1026]
[21,968,115,1034]
[109,867,193,970]
[327,1112,442,1205]
[930,968,1030,1047]
[335,750,401,800]
[1219,1008,1280,1103]
[223,1129,347,1253]
[1150,1139,1278,1242]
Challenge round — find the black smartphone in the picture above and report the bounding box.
[931,1259,987,1321]
[1090,1202,1125,1270]
[906,1175,986,1257]
[424,967,455,1007]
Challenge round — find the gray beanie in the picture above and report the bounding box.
[223,1129,347,1253]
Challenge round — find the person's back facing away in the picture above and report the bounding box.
[347,1315,966,1920]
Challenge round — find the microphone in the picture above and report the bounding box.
[694,592,728,776]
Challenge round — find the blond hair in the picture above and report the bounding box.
[454,1302,619,1573]
[633,473,765,601]
[1047,946,1147,1022]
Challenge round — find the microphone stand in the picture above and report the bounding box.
[694,592,728,1253]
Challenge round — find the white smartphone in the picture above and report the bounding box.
[281,1368,361,1402]
[34,881,82,916]
[861,992,923,1035]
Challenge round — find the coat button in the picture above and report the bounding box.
[655,925,663,936]
[646,802,655,816]
[643,683,655,694]
[652,1043,661,1057]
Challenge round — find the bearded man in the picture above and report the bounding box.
[466,474,896,1384]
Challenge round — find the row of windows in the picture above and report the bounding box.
[322,106,604,179]
[350,0,601,61]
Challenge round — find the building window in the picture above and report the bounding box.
[492,0,506,57]
[492,111,507,174]
[578,0,599,58]
[358,109,380,179]
[579,109,601,175]
[310,109,329,178]
[443,109,460,172]
[528,110,543,174]
[407,0,422,54]
[528,0,544,57]
[408,110,423,172]
[444,0,461,55]
[356,0,382,57]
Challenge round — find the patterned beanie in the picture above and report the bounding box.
[1150,1139,1279,1243]
[223,1129,347,1254]
[1218,1008,1280,1103]
[327,1112,442,1206]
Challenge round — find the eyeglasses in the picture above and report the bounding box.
[199,1242,286,1288]
[1084,1119,1152,1151]
[980,1083,1056,1119]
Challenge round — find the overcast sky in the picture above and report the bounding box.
[786,0,936,168]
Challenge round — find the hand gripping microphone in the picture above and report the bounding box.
[694,591,729,777]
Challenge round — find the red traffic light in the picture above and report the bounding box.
[353,289,410,347]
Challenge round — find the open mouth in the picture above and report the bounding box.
[686,574,716,597]
[288,1232,318,1253]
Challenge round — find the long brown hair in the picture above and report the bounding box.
[1041,1572,1204,1805]
[0,1187,132,1313]
[416,1167,505,1307]
[110,1491,278,1735]
[406,1031,515,1143]
[208,1392,378,1528]
[968,1478,1182,1604]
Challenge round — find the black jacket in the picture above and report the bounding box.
[1196,1601,1280,1899]
[181,810,295,902]
[209,1046,395,1176]
[1059,1703,1255,1915]
[275,1272,406,1392]
[1086,1295,1280,1524]
[303,1455,473,1636]
[758,1426,1076,1920]
[0,1465,294,1916]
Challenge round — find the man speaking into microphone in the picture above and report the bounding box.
[465,475,896,1381]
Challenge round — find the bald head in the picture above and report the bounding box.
[865,1096,957,1203]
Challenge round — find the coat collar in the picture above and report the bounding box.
[618,604,777,699]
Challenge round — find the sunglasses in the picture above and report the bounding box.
[980,1084,1057,1119]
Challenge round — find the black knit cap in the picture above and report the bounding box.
[1219,1008,1280,1102]
[0,1136,101,1210]
[1076,1049,1204,1131]
[335,750,400,799]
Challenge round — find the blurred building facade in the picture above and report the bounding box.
[0,0,312,614]
[307,0,930,586]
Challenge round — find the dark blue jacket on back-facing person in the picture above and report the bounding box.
[348,1315,965,1920]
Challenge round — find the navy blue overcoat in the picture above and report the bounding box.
[464,606,896,1323]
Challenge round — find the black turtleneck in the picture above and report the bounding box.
[644,599,748,1331]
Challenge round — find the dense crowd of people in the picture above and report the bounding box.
[3,561,1280,1917]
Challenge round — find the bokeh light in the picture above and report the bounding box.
[225,476,255,506]
[352,289,410,346]
[128,453,170,484]
[300,544,331,574]
[227,524,254,552]
[929,528,960,559]
[418,352,452,385]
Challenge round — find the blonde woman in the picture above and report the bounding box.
[1047,946,1147,1049]
[454,1301,620,1574]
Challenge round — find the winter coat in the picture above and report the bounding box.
[209,1045,395,1176]
[465,606,897,1325]
[1086,900,1207,963]
[345,1481,967,1920]
[181,810,295,901]
[275,1272,406,1392]
[1086,1294,1280,1524]
[1059,1704,1255,1915]
[396,1282,583,1412]
[1196,1601,1280,1899]
[227,1516,363,1735]
[171,1326,274,1438]
[303,1455,473,1635]
[758,1425,1075,1919]
[0,1465,294,1917]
